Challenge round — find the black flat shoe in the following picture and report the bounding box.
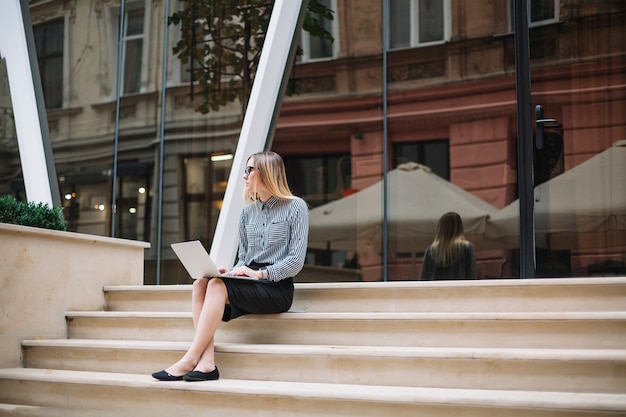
[183,367,219,381]
[151,370,184,381]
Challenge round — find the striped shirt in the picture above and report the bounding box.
[234,196,309,282]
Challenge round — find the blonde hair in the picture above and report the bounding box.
[431,212,469,268]
[243,151,295,203]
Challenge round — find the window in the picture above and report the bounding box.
[284,154,350,208]
[180,154,232,243]
[394,140,449,180]
[529,0,558,25]
[120,7,144,94]
[297,0,337,62]
[285,154,352,269]
[389,0,450,49]
[33,19,64,108]
[510,0,559,29]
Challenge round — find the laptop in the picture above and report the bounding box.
[171,240,257,280]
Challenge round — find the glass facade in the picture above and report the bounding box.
[2,0,624,283]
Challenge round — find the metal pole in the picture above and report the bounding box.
[155,0,170,285]
[381,0,389,282]
[111,0,126,237]
[513,0,536,278]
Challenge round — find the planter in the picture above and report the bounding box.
[0,223,149,368]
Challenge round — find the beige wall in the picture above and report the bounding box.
[0,223,148,368]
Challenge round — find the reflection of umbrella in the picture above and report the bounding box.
[485,140,626,250]
[308,162,498,252]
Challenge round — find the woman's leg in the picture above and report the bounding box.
[192,278,208,328]
[164,278,227,376]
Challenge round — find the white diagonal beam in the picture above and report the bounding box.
[0,0,60,206]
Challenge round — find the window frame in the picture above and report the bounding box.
[283,153,351,208]
[388,0,451,50]
[393,139,450,180]
[113,2,146,96]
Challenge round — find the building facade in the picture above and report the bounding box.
[1,0,624,283]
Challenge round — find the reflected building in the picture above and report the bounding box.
[2,0,624,282]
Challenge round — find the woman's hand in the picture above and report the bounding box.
[224,266,261,279]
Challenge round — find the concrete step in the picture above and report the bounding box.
[65,310,626,349]
[103,277,626,313]
[0,368,624,417]
[0,403,61,417]
[21,339,626,393]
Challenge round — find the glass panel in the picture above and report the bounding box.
[42,56,63,108]
[126,9,144,36]
[123,39,142,94]
[285,155,350,208]
[33,19,63,108]
[185,157,207,194]
[529,2,626,277]
[23,1,624,283]
[389,0,411,49]
[45,21,64,52]
[186,200,206,238]
[181,155,230,246]
[308,0,333,59]
[0,58,25,201]
[418,0,444,43]
[60,175,111,236]
[385,0,522,280]
[530,0,555,23]
[394,140,449,180]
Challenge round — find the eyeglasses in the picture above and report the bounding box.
[244,166,256,176]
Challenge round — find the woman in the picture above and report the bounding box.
[152,151,309,381]
[419,212,477,280]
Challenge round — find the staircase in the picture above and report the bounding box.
[1,277,625,416]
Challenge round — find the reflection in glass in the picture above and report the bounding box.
[530,0,555,24]
[33,19,63,109]
[308,0,334,60]
[122,8,144,94]
[418,0,443,43]
[296,0,335,62]
[182,155,232,246]
[394,140,449,180]
[4,0,623,284]
[0,58,23,199]
[389,0,410,48]
[389,0,445,48]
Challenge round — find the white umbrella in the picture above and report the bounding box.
[308,162,498,252]
[485,140,626,250]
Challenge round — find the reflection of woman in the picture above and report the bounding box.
[152,151,309,381]
[419,212,477,280]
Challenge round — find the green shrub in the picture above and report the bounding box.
[0,195,67,231]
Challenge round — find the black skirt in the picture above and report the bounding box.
[220,273,294,322]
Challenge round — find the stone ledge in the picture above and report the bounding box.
[1,368,625,413]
